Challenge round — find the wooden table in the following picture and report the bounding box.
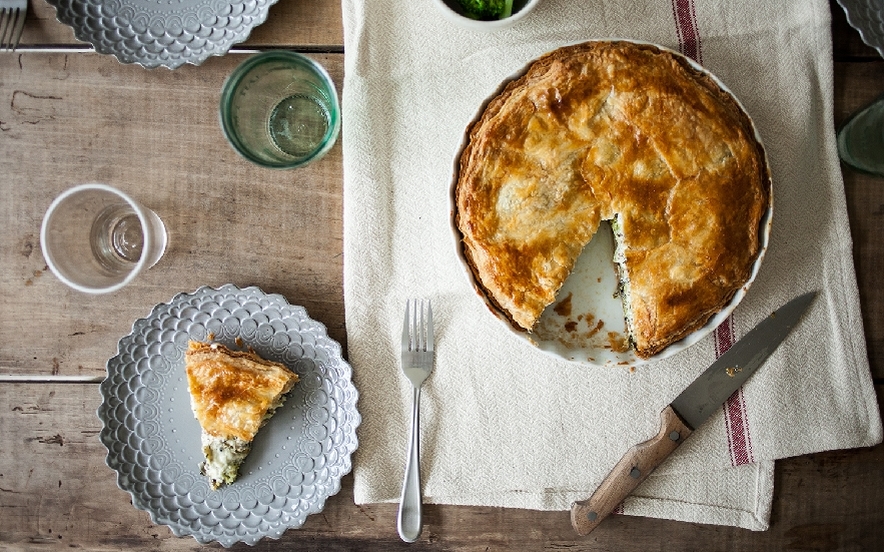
[1,1,881,550]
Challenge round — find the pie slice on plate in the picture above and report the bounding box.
[185,340,299,489]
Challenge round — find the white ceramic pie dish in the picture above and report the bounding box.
[449,39,773,368]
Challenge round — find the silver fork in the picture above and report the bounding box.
[0,0,27,52]
[397,299,434,543]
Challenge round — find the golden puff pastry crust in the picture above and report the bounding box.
[454,40,770,359]
[185,340,298,442]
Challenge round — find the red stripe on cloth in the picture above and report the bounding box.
[724,386,756,466]
[713,316,734,358]
[670,0,703,63]
[715,318,757,466]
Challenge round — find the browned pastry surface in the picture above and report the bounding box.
[454,40,770,358]
[185,340,299,442]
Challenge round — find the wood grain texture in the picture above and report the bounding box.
[18,0,343,49]
[0,53,346,376]
[834,61,884,380]
[1,384,882,551]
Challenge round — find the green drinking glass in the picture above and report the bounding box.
[220,51,341,169]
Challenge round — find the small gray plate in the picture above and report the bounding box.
[98,284,360,547]
[837,0,884,58]
[46,0,277,68]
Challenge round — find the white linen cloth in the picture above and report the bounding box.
[341,0,882,530]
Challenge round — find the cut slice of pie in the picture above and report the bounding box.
[185,340,299,489]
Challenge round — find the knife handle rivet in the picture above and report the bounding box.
[629,467,641,479]
[586,511,598,521]
[669,430,681,441]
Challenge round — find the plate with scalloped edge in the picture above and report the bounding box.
[97,284,360,547]
[836,0,884,58]
[46,0,277,69]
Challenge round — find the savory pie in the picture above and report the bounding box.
[185,340,299,489]
[454,40,770,359]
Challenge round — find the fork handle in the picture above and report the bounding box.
[397,387,423,542]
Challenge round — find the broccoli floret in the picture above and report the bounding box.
[457,0,514,20]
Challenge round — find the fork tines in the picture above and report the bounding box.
[402,299,434,353]
[0,0,27,52]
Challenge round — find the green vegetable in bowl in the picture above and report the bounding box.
[457,0,514,20]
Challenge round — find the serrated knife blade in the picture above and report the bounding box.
[570,291,817,536]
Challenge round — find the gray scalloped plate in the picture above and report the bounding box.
[98,284,360,547]
[45,0,277,69]
[837,0,884,58]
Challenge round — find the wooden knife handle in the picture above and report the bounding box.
[570,405,693,536]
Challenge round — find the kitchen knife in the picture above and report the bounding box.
[570,291,817,536]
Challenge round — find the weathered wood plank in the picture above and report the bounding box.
[247,0,344,48]
[834,60,884,379]
[14,0,877,58]
[0,53,346,376]
[18,0,343,50]
[843,167,884,379]
[10,0,864,70]
[2,384,883,550]
[834,60,884,124]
